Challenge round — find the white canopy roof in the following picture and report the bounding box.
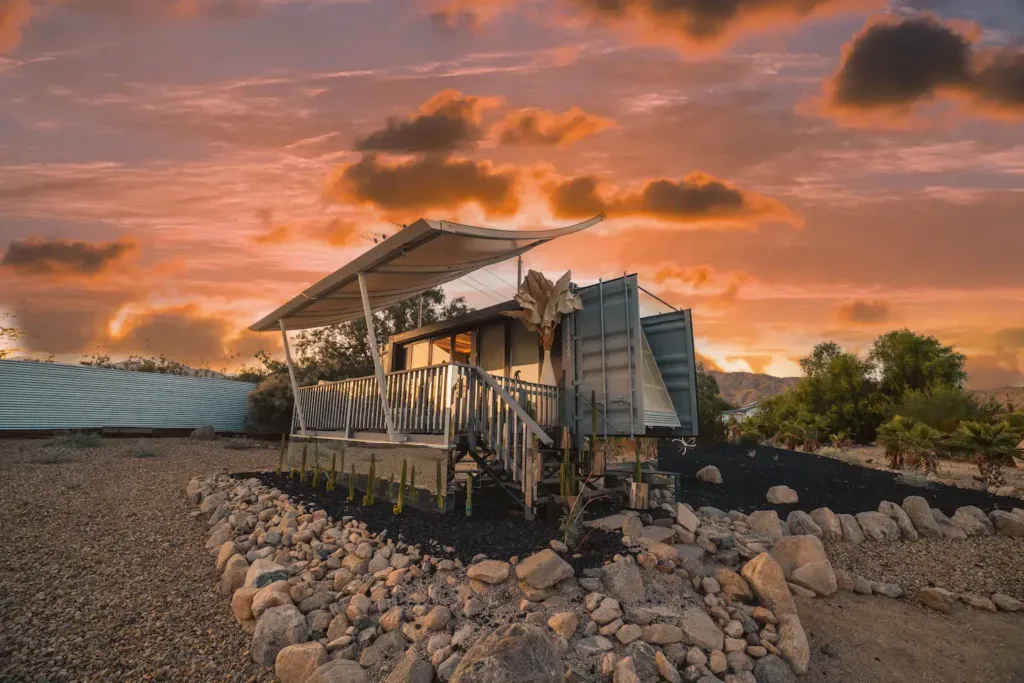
[250,215,605,332]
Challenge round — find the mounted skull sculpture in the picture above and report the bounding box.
[503,269,582,385]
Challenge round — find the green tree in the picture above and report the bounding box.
[869,329,967,399]
[799,341,843,379]
[896,385,986,433]
[695,362,734,444]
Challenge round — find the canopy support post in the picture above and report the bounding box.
[279,319,307,436]
[358,272,398,442]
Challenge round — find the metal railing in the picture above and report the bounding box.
[294,363,561,438]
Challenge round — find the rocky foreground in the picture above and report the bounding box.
[189,473,826,683]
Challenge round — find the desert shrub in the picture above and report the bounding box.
[896,385,986,433]
[50,432,102,449]
[738,430,761,446]
[248,373,296,434]
[947,420,1020,486]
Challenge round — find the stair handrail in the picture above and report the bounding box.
[465,364,554,446]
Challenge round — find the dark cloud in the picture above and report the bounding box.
[355,90,499,155]
[835,299,892,324]
[0,237,136,276]
[822,14,1024,121]
[547,172,798,226]
[828,15,973,109]
[993,328,1024,348]
[494,106,614,147]
[325,154,520,216]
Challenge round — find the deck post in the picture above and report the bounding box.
[279,319,308,436]
[358,272,398,442]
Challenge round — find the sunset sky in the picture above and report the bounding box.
[1,0,1022,387]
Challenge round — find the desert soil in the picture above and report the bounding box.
[2,436,1023,683]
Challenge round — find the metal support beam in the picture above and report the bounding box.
[279,320,307,436]
[358,272,398,442]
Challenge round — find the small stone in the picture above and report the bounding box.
[592,597,623,625]
[785,512,821,538]
[697,465,723,484]
[656,650,682,683]
[548,612,579,639]
[680,607,724,651]
[616,623,643,644]
[467,560,511,585]
[550,539,569,553]
[276,642,327,683]
[837,514,865,544]
[918,587,957,613]
[576,636,615,655]
[306,659,369,683]
[515,550,574,589]
[765,486,798,505]
[685,647,707,666]
[708,650,728,674]
[752,655,796,683]
[992,593,1022,612]
[642,623,684,645]
[613,657,641,683]
[960,593,997,611]
[425,605,452,631]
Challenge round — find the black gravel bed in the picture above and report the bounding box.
[238,471,629,570]
[657,442,1023,517]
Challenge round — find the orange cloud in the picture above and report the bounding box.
[653,265,714,287]
[817,14,1024,126]
[493,106,614,147]
[251,208,362,247]
[546,172,799,227]
[0,0,31,54]
[0,236,137,277]
[325,154,520,217]
[835,299,892,324]
[355,90,502,155]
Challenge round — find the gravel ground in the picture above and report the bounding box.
[0,437,278,683]
[825,536,1024,601]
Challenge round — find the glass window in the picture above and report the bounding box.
[406,341,430,369]
[430,337,451,364]
[452,331,473,364]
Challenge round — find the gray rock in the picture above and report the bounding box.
[625,641,659,680]
[220,554,250,596]
[951,507,994,536]
[515,550,574,589]
[384,658,434,683]
[765,486,798,505]
[901,496,942,538]
[676,504,700,533]
[244,559,288,589]
[601,559,646,603]
[992,594,1022,612]
[989,511,1024,538]
[576,636,615,656]
[306,659,368,683]
[878,501,918,541]
[836,514,865,544]
[450,623,562,683]
[854,512,900,542]
[251,604,311,667]
[752,655,796,683]
[438,654,463,682]
[740,554,809,675]
[697,466,723,484]
[784,512,821,538]
[622,516,644,538]
[679,607,724,651]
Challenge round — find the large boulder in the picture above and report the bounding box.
[931,508,968,539]
[951,506,994,536]
[220,554,250,596]
[450,623,563,683]
[990,510,1024,537]
[747,510,785,541]
[245,559,289,589]
[713,567,753,602]
[769,535,836,597]
[741,554,809,675]
[854,512,900,542]
[251,604,310,667]
[276,642,327,683]
[808,508,842,541]
[785,512,822,538]
[679,608,724,651]
[901,496,942,538]
[878,501,918,541]
[676,504,699,533]
[766,486,798,505]
[515,550,574,589]
[307,659,369,683]
[836,514,865,544]
[467,560,511,585]
[601,559,646,603]
[696,466,723,484]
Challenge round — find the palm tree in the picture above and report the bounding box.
[876,415,916,470]
[797,412,831,453]
[951,421,1019,486]
[905,422,943,474]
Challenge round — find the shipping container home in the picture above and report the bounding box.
[249,215,699,518]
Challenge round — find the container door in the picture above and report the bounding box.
[569,274,644,438]
[641,310,700,437]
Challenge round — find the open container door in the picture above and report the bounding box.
[640,309,700,437]
[568,274,645,442]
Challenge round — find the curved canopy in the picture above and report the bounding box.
[249,215,605,332]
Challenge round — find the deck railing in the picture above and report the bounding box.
[294,363,561,437]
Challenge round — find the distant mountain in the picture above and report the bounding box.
[967,385,1024,409]
[709,371,800,407]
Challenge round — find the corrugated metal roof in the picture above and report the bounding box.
[0,360,257,431]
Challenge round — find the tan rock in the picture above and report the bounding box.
[275,642,327,683]
[918,587,957,613]
[515,550,574,589]
[467,560,511,585]
[548,612,579,639]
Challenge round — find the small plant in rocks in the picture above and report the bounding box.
[129,439,157,458]
[50,432,103,449]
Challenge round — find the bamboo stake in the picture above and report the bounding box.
[299,442,308,483]
[436,460,444,511]
[276,433,286,477]
[348,463,356,502]
[328,451,337,492]
[395,459,407,514]
[465,473,473,517]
